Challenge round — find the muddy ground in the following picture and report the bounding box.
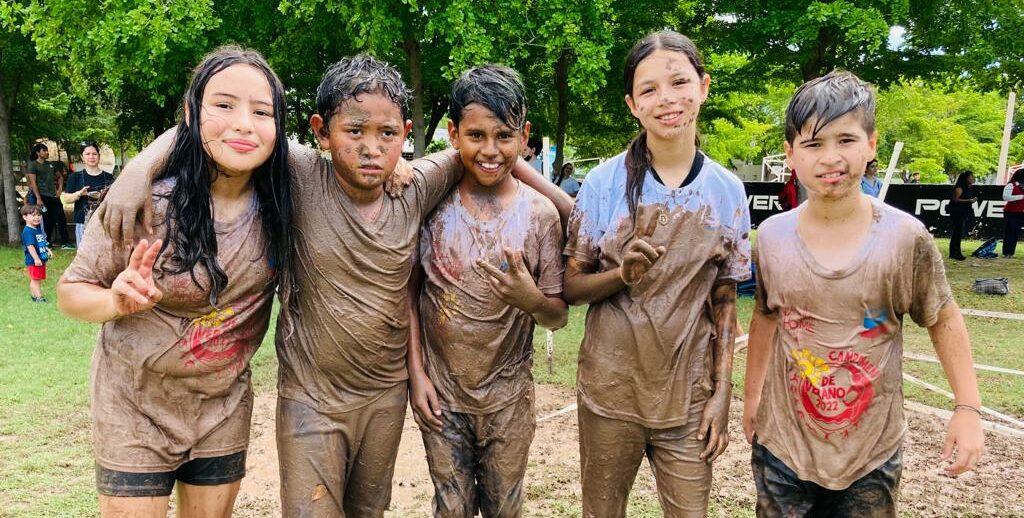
[228,385,1024,517]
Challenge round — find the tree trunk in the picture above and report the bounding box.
[0,91,19,244]
[292,95,310,142]
[553,49,571,179]
[802,27,834,81]
[425,95,449,147]
[404,33,426,158]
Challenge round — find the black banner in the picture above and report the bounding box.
[743,182,1009,238]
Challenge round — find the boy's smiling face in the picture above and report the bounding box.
[23,211,41,228]
[449,103,529,190]
[785,111,877,200]
[311,92,411,198]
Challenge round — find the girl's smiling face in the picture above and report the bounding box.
[625,48,709,143]
[196,64,277,178]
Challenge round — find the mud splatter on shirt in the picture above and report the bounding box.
[564,151,750,428]
[753,197,952,489]
[418,181,564,414]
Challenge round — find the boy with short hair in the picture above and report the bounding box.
[407,65,567,518]
[743,70,984,517]
[21,204,51,302]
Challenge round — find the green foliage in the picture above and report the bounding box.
[425,138,450,154]
[876,82,1006,181]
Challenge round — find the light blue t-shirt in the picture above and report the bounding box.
[861,175,882,197]
[564,150,751,427]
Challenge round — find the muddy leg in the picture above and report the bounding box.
[477,392,536,518]
[578,403,646,518]
[750,439,817,518]
[645,416,711,517]
[176,480,242,518]
[343,386,407,518]
[276,397,346,518]
[422,410,478,518]
[98,495,169,518]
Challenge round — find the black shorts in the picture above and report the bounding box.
[751,439,901,518]
[96,451,247,497]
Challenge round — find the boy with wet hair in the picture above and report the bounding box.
[743,70,984,517]
[407,64,567,518]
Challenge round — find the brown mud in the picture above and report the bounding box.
[233,385,1024,517]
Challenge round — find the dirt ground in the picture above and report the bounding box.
[231,385,1024,517]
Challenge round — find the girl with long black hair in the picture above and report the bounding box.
[563,31,751,516]
[57,46,291,518]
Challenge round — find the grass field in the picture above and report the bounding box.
[1,237,1021,517]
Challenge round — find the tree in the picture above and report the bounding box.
[876,81,1008,181]
[0,3,54,242]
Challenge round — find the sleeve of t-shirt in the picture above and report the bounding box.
[286,140,323,193]
[563,174,602,267]
[753,245,776,316]
[61,205,138,289]
[410,149,462,215]
[21,227,35,250]
[534,201,565,295]
[717,185,753,283]
[906,228,954,327]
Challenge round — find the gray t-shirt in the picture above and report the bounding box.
[275,145,461,413]
[27,160,65,197]
[753,198,953,489]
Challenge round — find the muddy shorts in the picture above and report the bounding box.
[95,450,246,497]
[421,390,535,518]
[751,439,901,518]
[578,393,711,518]
[276,383,407,518]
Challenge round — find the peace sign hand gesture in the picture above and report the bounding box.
[110,239,164,317]
[620,205,666,285]
[477,248,543,312]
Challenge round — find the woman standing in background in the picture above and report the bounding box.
[63,141,115,247]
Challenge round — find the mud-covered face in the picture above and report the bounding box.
[449,103,530,190]
[312,92,411,197]
[625,48,709,143]
[785,111,878,200]
[197,64,277,177]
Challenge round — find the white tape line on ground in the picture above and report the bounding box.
[735,334,750,353]
[902,373,1024,430]
[537,403,577,424]
[904,400,1024,438]
[904,351,1024,376]
[961,308,1024,321]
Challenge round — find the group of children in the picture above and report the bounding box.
[47,27,984,518]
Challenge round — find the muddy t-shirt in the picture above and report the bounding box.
[564,151,751,428]
[62,179,275,470]
[418,181,564,414]
[753,198,952,489]
[276,145,460,413]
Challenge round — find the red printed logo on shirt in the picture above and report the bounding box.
[789,348,880,440]
[180,295,262,375]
